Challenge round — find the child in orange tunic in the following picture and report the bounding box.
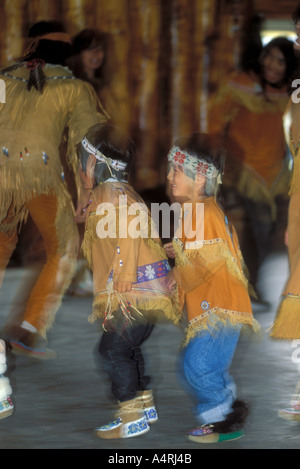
[165,132,259,443]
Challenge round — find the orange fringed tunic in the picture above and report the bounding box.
[82,181,181,328]
[172,196,259,345]
[208,71,291,219]
[271,99,300,340]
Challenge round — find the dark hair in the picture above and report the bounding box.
[292,2,300,23]
[28,20,65,37]
[26,20,72,65]
[259,37,298,89]
[78,124,135,185]
[239,14,264,74]
[72,29,107,56]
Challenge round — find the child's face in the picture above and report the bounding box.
[167,164,199,201]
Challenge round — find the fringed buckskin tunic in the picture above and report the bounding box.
[0,62,107,249]
[271,100,300,340]
[82,181,181,328]
[171,196,259,346]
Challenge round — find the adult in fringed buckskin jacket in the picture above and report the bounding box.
[0,22,108,357]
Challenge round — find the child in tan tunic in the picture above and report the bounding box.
[78,123,180,439]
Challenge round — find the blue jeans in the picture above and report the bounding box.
[98,320,154,402]
[181,324,241,424]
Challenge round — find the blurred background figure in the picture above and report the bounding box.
[68,28,106,93]
[208,33,298,306]
[67,28,117,124]
[0,20,107,358]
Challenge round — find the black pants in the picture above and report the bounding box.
[98,320,155,402]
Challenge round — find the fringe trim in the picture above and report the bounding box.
[173,237,249,291]
[234,163,291,220]
[0,165,77,255]
[182,309,260,347]
[270,295,300,340]
[88,287,181,326]
[290,153,300,196]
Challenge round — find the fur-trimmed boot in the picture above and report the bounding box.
[96,396,150,439]
[0,340,14,419]
[188,399,249,443]
[138,390,158,424]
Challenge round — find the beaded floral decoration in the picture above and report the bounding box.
[167,145,219,178]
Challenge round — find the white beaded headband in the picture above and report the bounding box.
[81,137,128,172]
[168,145,219,178]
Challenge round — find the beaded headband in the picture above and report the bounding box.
[81,137,128,172]
[167,145,219,178]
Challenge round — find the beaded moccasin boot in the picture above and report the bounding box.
[188,399,249,444]
[138,390,158,424]
[96,396,150,439]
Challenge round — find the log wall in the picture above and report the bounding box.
[0,0,254,189]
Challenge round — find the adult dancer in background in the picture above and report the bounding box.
[208,37,297,304]
[270,4,300,421]
[0,20,107,358]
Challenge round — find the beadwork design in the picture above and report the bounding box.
[126,418,149,435]
[201,300,210,311]
[189,424,214,436]
[0,396,13,413]
[42,152,49,165]
[96,417,122,431]
[145,407,158,422]
[2,146,8,157]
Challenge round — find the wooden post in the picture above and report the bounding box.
[26,0,62,24]
[95,0,131,134]
[3,0,27,64]
[129,0,162,190]
[193,0,217,132]
[62,0,86,36]
[169,0,195,142]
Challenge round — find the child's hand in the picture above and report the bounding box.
[75,191,92,224]
[166,270,177,291]
[164,242,175,259]
[114,280,133,293]
[75,201,89,223]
